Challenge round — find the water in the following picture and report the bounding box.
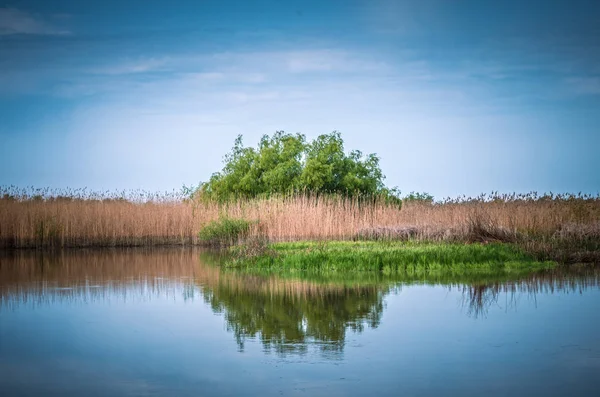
[1,248,599,397]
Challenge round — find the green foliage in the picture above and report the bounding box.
[198,217,253,246]
[227,240,557,272]
[403,191,434,203]
[180,183,202,201]
[197,270,384,354]
[200,131,400,202]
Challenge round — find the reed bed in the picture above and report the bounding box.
[1,187,599,262]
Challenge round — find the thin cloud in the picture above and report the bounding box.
[0,8,70,36]
[43,48,385,97]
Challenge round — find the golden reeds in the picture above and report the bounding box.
[1,187,599,254]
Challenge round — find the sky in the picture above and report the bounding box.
[1,0,599,199]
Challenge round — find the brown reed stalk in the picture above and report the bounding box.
[1,189,599,261]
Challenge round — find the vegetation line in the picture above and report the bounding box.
[1,189,599,263]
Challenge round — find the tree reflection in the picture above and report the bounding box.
[1,248,599,357]
[198,273,386,356]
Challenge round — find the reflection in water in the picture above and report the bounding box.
[1,249,599,356]
[0,249,199,308]
[460,267,600,318]
[198,272,386,357]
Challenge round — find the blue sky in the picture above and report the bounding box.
[1,0,599,198]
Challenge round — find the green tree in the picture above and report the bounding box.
[403,191,434,204]
[200,131,400,202]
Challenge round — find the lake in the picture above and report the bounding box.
[1,248,599,396]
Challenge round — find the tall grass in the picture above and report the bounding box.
[1,186,599,262]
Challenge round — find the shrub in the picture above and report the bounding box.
[198,217,253,246]
[229,235,278,263]
[402,191,434,204]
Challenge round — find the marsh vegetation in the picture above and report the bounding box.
[2,187,598,263]
[1,133,598,266]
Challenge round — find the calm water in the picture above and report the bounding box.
[1,248,599,397]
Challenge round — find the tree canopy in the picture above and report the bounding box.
[200,131,401,202]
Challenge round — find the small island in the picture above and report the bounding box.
[6,132,593,272]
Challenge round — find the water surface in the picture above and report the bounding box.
[1,248,599,396]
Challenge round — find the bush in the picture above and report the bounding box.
[402,191,434,204]
[229,235,278,263]
[198,217,253,246]
[198,131,401,203]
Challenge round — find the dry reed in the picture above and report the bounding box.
[1,187,599,262]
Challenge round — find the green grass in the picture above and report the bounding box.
[226,240,557,272]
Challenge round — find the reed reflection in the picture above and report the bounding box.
[0,248,201,308]
[459,266,600,318]
[1,249,598,357]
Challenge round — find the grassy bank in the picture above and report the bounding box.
[226,240,557,272]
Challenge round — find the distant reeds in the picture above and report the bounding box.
[1,186,599,262]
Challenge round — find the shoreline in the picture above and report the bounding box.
[2,237,598,266]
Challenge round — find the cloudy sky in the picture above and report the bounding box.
[1,0,599,198]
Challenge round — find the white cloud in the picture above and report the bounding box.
[0,8,70,35]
